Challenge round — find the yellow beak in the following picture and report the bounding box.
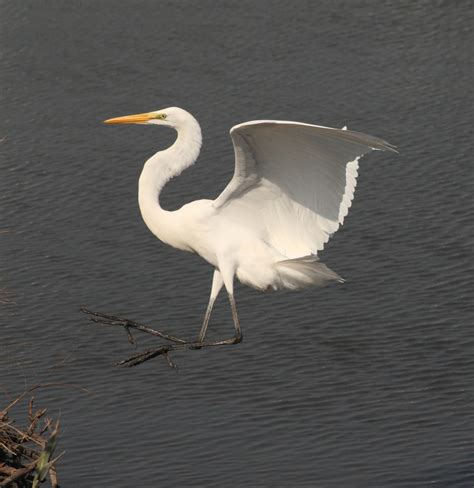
[104,112,154,125]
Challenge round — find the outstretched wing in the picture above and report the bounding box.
[213,120,396,259]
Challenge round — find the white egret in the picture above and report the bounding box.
[104,107,395,345]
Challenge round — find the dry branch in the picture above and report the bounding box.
[81,307,242,368]
[0,388,63,488]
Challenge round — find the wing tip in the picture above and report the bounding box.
[374,140,398,153]
[344,130,398,154]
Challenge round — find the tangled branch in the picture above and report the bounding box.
[81,307,242,368]
[0,386,63,488]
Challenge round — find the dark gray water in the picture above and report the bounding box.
[1,1,473,486]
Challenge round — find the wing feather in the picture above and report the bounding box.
[213,120,395,258]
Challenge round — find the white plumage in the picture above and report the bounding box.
[104,107,396,343]
[216,121,394,258]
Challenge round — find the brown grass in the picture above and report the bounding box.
[0,387,62,488]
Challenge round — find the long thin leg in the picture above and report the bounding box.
[218,262,243,344]
[197,269,223,343]
[81,266,245,368]
[228,293,243,343]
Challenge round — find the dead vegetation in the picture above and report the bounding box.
[0,386,63,488]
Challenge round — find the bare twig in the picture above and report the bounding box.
[48,463,59,488]
[81,307,187,344]
[81,307,242,368]
[1,383,90,420]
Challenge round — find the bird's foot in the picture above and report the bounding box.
[233,331,243,344]
[194,330,242,348]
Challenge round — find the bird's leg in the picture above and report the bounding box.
[207,265,243,345]
[193,294,243,347]
[197,270,223,343]
[228,293,243,344]
[81,270,244,368]
[197,299,215,343]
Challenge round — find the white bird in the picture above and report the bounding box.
[104,107,395,345]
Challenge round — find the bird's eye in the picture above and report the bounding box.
[155,113,167,120]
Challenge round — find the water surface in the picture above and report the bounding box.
[1,1,473,486]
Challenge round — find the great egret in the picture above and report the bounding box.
[104,107,395,345]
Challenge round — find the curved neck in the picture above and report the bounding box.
[138,113,202,246]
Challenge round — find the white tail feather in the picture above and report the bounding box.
[274,255,344,290]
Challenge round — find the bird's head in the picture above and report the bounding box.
[104,106,188,129]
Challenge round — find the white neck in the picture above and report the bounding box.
[138,112,202,247]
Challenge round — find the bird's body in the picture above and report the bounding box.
[105,107,395,343]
